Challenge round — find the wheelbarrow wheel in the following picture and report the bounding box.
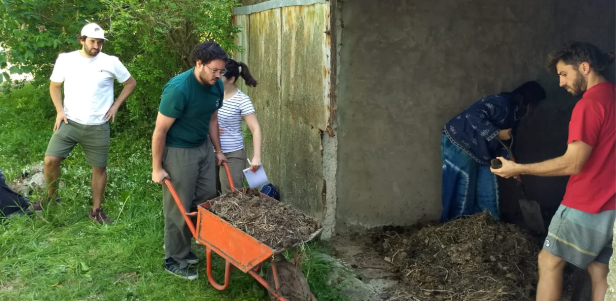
[266,260,312,301]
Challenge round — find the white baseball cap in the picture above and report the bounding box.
[81,23,107,40]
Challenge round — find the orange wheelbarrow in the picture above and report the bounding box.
[163,162,322,301]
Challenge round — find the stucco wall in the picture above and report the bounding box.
[336,0,615,230]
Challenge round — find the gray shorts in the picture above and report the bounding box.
[45,120,110,167]
[543,205,614,268]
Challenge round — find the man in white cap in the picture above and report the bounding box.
[34,23,137,224]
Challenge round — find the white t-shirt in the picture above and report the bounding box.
[50,51,131,125]
[218,90,256,153]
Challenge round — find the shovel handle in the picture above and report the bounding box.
[491,157,516,169]
[490,159,503,169]
[491,159,528,198]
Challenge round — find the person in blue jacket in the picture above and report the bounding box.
[441,81,546,222]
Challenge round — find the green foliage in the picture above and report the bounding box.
[0,0,103,86]
[0,85,53,180]
[0,83,54,121]
[100,0,241,122]
[0,0,241,125]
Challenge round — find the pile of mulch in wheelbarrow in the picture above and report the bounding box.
[373,211,542,301]
[208,188,321,250]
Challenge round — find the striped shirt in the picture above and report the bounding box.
[218,89,256,153]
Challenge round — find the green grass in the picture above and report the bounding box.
[0,85,347,301]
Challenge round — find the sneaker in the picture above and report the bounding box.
[89,208,111,225]
[31,198,62,212]
[185,252,199,264]
[164,258,198,280]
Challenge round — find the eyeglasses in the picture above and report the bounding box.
[205,64,227,76]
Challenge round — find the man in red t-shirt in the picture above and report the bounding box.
[491,42,615,301]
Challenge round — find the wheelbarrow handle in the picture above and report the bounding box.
[162,178,197,237]
[221,161,236,192]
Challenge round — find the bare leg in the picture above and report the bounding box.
[587,261,609,301]
[91,167,107,210]
[44,155,62,203]
[536,249,566,301]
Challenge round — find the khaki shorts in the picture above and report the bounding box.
[543,205,614,269]
[45,120,110,167]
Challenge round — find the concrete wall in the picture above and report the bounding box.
[336,0,615,230]
[240,0,269,5]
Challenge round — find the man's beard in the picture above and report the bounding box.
[199,71,216,86]
[568,71,587,96]
[84,45,100,57]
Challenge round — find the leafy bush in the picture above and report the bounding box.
[0,0,240,126]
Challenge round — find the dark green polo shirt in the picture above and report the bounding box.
[159,68,224,148]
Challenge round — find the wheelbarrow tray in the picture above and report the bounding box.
[196,188,323,273]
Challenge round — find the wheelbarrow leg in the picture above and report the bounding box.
[271,260,282,292]
[206,247,234,290]
[253,264,262,273]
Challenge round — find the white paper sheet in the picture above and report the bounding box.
[243,165,269,188]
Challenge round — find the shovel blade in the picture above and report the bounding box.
[519,199,546,234]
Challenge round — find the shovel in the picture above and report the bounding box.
[491,136,546,234]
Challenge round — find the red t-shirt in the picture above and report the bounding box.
[561,82,616,213]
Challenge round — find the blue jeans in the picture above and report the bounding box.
[441,134,500,222]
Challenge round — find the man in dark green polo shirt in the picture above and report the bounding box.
[151,41,228,280]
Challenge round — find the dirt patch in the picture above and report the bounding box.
[373,211,542,301]
[7,164,46,196]
[0,283,14,292]
[208,188,321,250]
[327,233,400,300]
[0,278,24,292]
[113,272,140,285]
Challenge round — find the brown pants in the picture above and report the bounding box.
[219,148,247,194]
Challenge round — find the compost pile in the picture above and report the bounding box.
[208,188,321,250]
[375,211,541,301]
